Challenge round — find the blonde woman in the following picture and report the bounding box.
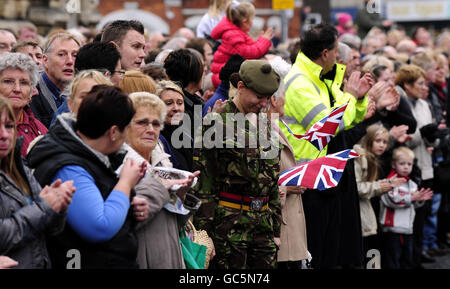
[118,70,157,95]
[196,0,231,39]
[51,69,112,125]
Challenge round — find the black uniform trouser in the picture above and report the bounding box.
[301,189,340,269]
[412,179,433,267]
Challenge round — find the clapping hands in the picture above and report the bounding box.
[390,125,412,143]
[412,188,433,201]
[367,81,399,111]
[344,71,374,99]
[40,179,76,213]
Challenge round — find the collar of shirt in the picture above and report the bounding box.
[42,72,65,107]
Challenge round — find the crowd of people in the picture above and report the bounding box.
[0,0,449,269]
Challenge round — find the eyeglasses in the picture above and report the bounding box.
[114,70,126,76]
[134,119,161,129]
[0,78,31,89]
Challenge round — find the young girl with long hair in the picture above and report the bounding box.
[354,124,405,261]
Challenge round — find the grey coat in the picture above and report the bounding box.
[134,176,201,269]
[0,151,64,268]
[122,143,202,269]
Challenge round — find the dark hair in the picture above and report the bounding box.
[101,20,144,45]
[141,63,168,82]
[288,39,301,64]
[185,38,212,59]
[11,41,41,53]
[371,64,388,80]
[77,85,135,139]
[93,32,102,43]
[75,42,121,75]
[219,54,245,82]
[163,48,203,88]
[229,72,241,88]
[300,23,338,60]
[145,48,162,64]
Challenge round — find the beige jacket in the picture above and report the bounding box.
[353,144,384,237]
[274,123,309,262]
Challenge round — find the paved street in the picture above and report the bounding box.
[423,253,450,269]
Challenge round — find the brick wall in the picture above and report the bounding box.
[96,0,303,38]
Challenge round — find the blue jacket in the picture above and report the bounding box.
[202,81,229,117]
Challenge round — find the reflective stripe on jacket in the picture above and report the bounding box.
[280,52,368,163]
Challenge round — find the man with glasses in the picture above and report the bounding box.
[30,33,80,128]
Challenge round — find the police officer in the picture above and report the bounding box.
[281,23,371,268]
[193,60,282,269]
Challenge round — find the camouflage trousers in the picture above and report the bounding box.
[209,207,278,269]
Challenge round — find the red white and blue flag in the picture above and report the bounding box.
[280,103,348,152]
[278,149,359,191]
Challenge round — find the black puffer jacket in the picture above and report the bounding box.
[0,138,64,268]
[27,116,138,269]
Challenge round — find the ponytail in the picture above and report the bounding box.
[226,1,255,27]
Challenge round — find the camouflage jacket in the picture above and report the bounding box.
[192,101,282,237]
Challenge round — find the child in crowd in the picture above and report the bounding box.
[210,0,273,87]
[335,13,356,37]
[354,125,406,259]
[379,146,433,269]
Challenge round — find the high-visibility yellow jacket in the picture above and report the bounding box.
[280,52,368,163]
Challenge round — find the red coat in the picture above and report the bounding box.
[210,16,272,88]
[17,106,47,157]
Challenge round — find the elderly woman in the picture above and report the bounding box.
[51,69,112,125]
[193,60,282,269]
[156,80,193,171]
[264,58,309,269]
[364,59,417,138]
[0,52,47,156]
[118,70,157,95]
[121,91,201,269]
[394,64,437,266]
[0,97,75,268]
[27,85,146,268]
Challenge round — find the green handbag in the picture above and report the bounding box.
[180,230,207,269]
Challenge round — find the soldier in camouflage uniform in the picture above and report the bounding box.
[193,60,282,269]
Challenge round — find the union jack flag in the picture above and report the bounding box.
[280,103,348,152]
[278,149,359,191]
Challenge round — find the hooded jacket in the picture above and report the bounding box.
[210,16,271,87]
[27,116,138,268]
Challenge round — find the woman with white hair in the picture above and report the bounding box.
[0,52,46,156]
[123,91,201,268]
[265,56,310,269]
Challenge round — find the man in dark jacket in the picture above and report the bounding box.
[30,33,80,128]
